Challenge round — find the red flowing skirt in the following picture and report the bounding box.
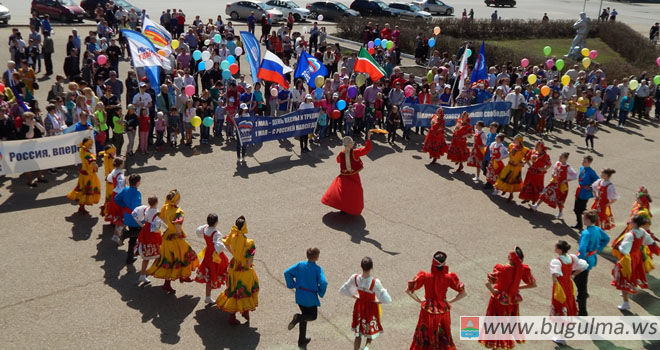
[322,173,364,215]
[446,138,469,163]
[486,160,504,184]
[422,131,448,159]
[105,193,124,225]
[611,250,648,294]
[540,180,569,210]
[466,145,484,168]
[410,309,455,350]
[519,171,545,202]
[352,299,383,338]
[592,200,615,230]
[479,296,524,349]
[195,249,229,289]
[550,280,578,316]
[134,224,163,259]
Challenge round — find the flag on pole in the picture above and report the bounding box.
[121,29,171,88]
[294,50,328,88]
[141,17,172,49]
[353,47,386,82]
[240,31,262,84]
[470,41,488,83]
[258,50,293,89]
[457,45,469,92]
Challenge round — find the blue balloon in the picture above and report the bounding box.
[374,38,381,47]
[428,38,436,48]
[192,50,202,61]
[314,87,323,99]
[222,70,232,79]
[227,55,236,64]
[336,99,347,111]
[227,41,237,52]
[213,34,222,43]
[221,60,230,70]
[198,61,205,71]
[380,39,387,49]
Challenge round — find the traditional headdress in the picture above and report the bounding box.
[637,186,652,209]
[535,141,546,153]
[432,251,447,268]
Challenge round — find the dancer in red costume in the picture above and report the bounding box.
[407,251,466,350]
[422,107,448,165]
[590,168,618,230]
[480,247,536,350]
[519,141,551,204]
[446,112,473,172]
[466,121,487,181]
[322,132,373,216]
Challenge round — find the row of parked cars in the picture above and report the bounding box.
[28,0,141,23]
[226,0,455,22]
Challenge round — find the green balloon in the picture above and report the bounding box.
[543,46,551,56]
[654,75,660,86]
[555,59,564,71]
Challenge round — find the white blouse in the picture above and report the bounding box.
[476,130,487,145]
[553,162,578,181]
[196,224,230,256]
[618,228,655,255]
[106,169,125,193]
[549,254,588,276]
[131,205,166,232]
[489,142,509,160]
[339,274,392,304]
[591,179,619,201]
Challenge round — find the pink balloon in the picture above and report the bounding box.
[657,56,660,67]
[404,85,414,98]
[97,54,108,65]
[545,59,554,69]
[184,84,195,97]
[521,58,529,68]
[270,87,278,96]
[589,50,598,59]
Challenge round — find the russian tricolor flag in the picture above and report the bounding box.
[258,50,293,89]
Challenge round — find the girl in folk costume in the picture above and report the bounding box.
[485,134,509,187]
[339,256,392,350]
[466,121,487,181]
[146,190,200,294]
[519,141,552,204]
[131,195,165,285]
[322,132,373,216]
[195,213,230,304]
[105,158,126,244]
[480,247,537,350]
[494,134,529,201]
[611,215,660,310]
[531,152,578,219]
[446,112,473,172]
[422,107,448,165]
[407,251,466,350]
[590,168,619,230]
[216,216,260,325]
[549,240,588,346]
[99,143,116,216]
[66,137,101,215]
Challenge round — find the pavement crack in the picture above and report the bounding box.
[0,278,104,310]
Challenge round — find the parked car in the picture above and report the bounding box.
[350,0,399,17]
[265,0,310,22]
[388,2,432,20]
[306,2,360,21]
[0,2,10,24]
[226,0,284,21]
[412,0,453,15]
[31,0,85,22]
[484,0,516,7]
[80,0,141,17]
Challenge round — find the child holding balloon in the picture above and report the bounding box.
[183,99,195,146]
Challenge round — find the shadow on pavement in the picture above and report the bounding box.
[65,212,99,241]
[194,304,261,349]
[322,211,399,255]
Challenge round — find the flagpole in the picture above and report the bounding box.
[450,44,468,107]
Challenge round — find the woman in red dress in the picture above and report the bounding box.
[407,251,466,350]
[422,107,448,165]
[519,141,552,204]
[322,132,373,215]
[446,112,473,172]
[480,247,536,350]
[195,213,230,304]
[466,121,487,181]
[531,152,578,219]
[591,168,618,230]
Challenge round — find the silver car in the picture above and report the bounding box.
[413,0,453,16]
[225,0,284,21]
[388,2,432,20]
[0,2,10,24]
[265,0,310,22]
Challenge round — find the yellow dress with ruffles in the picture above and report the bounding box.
[66,140,101,205]
[146,203,199,280]
[495,144,529,193]
[216,225,259,313]
[99,147,115,215]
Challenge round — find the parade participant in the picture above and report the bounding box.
[195,213,230,304]
[485,134,508,189]
[105,158,126,244]
[572,155,599,230]
[549,240,588,345]
[422,107,448,165]
[407,251,466,350]
[466,121,487,181]
[66,136,101,215]
[216,216,259,325]
[482,122,499,189]
[519,141,552,204]
[611,187,657,270]
[132,195,165,285]
[285,247,328,350]
[531,152,578,219]
[574,210,609,316]
[114,174,143,264]
[321,132,373,216]
[98,143,116,217]
[479,247,536,350]
[495,134,529,201]
[147,190,200,294]
[611,215,660,310]
[446,111,473,172]
[591,168,618,230]
[339,256,392,350]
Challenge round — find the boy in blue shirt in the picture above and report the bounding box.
[572,155,599,230]
[115,174,142,264]
[482,122,499,189]
[575,209,610,316]
[284,247,328,350]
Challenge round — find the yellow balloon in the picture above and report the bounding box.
[433,26,441,35]
[191,116,202,127]
[171,39,180,50]
[628,79,639,90]
[561,75,570,86]
[581,48,590,57]
[314,75,324,88]
[527,74,537,85]
[355,74,366,87]
[582,57,591,69]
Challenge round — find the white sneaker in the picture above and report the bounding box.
[618,302,630,310]
[491,189,499,195]
[472,175,479,181]
[205,296,215,304]
[552,337,566,345]
[555,212,563,219]
[138,275,151,284]
[530,203,539,211]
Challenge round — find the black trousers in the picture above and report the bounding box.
[44,52,53,75]
[574,269,590,316]
[122,226,140,262]
[299,135,308,151]
[573,198,588,229]
[297,305,317,346]
[113,132,124,156]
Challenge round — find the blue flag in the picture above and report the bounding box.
[470,41,488,83]
[294,50,328,88]
[239,31,261,84]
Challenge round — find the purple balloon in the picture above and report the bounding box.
[367,41,374,49]
[347,86,358,99]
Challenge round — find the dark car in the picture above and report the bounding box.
[484,0,516,7]
[306,1,360,21]
[349,0,398,17]
[80,0,141,17]
[31,0,85,22]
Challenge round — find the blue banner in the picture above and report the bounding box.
[239,31,262,85]
[400,101,511,128]
[235,108,320,145]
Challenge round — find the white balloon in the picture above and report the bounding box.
[302,26,308,33]
[201,50,211,61]
[317,14,323,21]
[234,47,243,56]
[205,60,213,70]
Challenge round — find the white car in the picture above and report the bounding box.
[265,0,310,22]
[226,0,284,21]
[413,0,453,16]
[0,2,11,24]
[388,2,432,20]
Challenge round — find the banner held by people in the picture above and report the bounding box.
[401,102,512,128]
[235,108,320,145]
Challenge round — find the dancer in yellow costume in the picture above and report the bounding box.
[495,134,529,202]
[66,137,101,215]
[99,143,116,217]
[147,190,199,294]
[216,216,259,325]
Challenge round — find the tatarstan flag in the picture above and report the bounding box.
[353,47,386,82]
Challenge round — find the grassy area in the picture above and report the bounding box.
[489,38,626,66]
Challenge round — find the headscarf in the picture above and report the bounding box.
[99,144,116,158]
[637,186,652,209]
[432,251,447,269]
[161,189,180,216]
[506,247,524,299]
[535,141,546,153]
[343,136,354,172]
[512,134,524,150]
[79,138,93,150]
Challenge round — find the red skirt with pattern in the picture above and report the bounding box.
[479,295,525,349]
[195,249,229,289]
[411,307,455,350]
[446,138,470,163]
[351,298,383,338]
[134,224,163,260]
[539,180,569,210]
[105,193,124,225]
[519,171,546,202]
[422,131,448,159]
